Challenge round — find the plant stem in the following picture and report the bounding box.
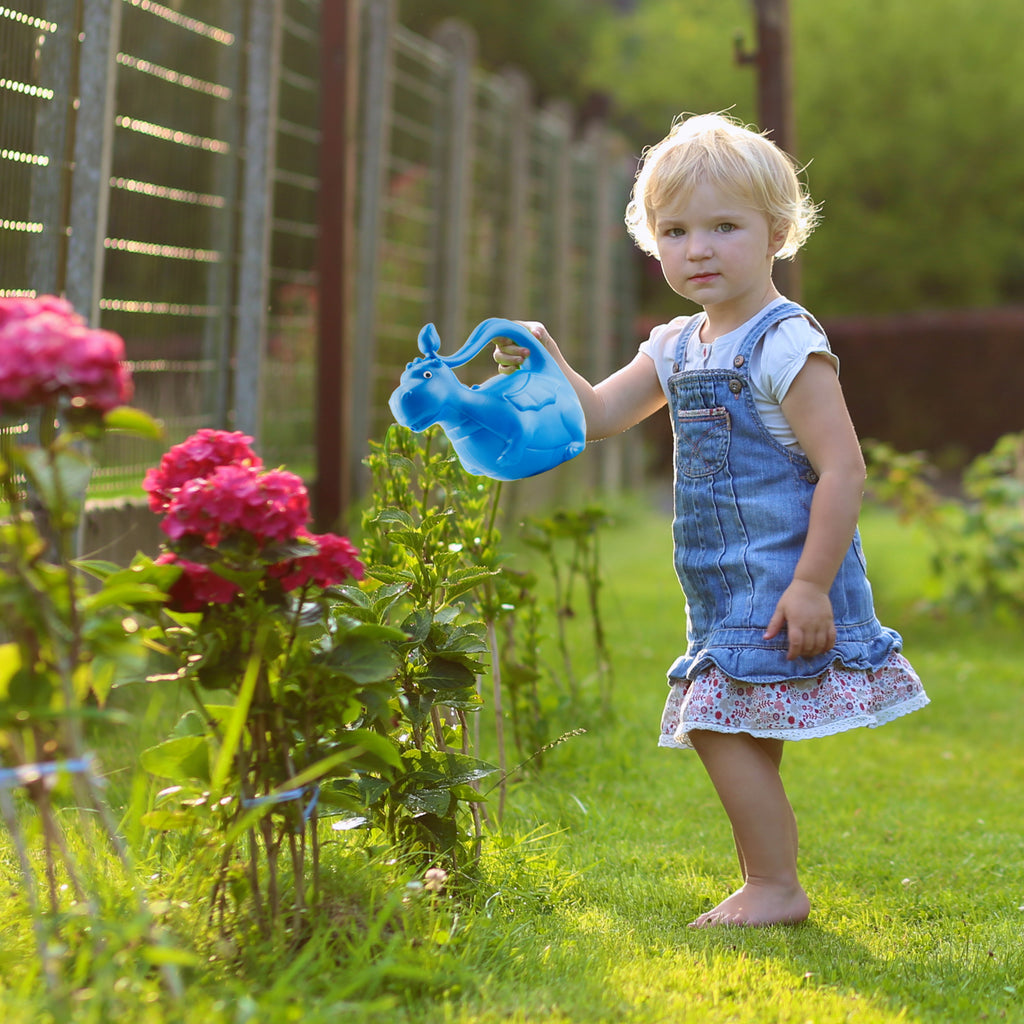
[486,616,507,821]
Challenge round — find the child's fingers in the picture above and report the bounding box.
[763,607,784,641]
[492,339,528,374]
[493,321,552,374]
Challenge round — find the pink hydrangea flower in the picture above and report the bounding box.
[155,552,241,612]
[0,295,133,414]
[269,532,365,591]
[143,428,261,514]
[160,463,310,547]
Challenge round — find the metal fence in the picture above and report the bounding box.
[1,0,639,556]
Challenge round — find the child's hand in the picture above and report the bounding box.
[764,579,837,661]
[493,322,548,375]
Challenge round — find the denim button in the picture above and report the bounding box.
[728,378,743,394]
[805,469,819,484]
[733,355,745,368]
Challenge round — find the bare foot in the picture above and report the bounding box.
[689,880,810,928]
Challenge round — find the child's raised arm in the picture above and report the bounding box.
[493,321,665,441]
[764,354,867,660]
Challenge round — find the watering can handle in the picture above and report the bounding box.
[423,318,554,373]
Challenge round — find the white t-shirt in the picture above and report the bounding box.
[638,300,838,449]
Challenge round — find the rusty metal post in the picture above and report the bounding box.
[736,0,800,300]
[314,0,359,529]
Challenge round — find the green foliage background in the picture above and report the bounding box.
[400,0,1024,317]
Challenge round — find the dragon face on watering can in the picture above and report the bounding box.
[388,319,586,481]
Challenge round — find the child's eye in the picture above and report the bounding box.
[665,227,685,238]
[717,223,737,233]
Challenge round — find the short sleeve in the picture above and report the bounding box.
[638,315,692,397]
[757,316,839,404]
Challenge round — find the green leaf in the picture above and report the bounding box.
[325,634,400,684]
[402,749,498,786]
[365,566,417,586]
[385,529,426,550]
[370,581,411,617]
[140,736,210,783]
[333,583,371,608]
[72,558,122,581]
[80,581,168,613]
[401,787,451,816]
[421,510,455,532]
[0,643,22,700]
[401,607,433,644]
[342,728,403,770]
[419,656,478,692]
[139,809,196,831]
[356,775,391,806]
[450,783,488,802]
[371,507,415,528]
[413,811,459,851]
[347,622,408,644]
[140,945,200,968]
[102,405,164,439]
[20,446,93,513]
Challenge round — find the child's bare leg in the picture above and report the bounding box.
[729,737,790,880]
[688,729,809,927]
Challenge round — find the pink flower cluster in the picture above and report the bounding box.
[145,429,364,611]
[268,533,364,592]
[0,295,133,415]
[155,553,242,612]
[159,463,311,547]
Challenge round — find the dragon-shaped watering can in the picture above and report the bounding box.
[388,319,586,481]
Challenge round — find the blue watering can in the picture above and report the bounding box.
[388,318,586,481]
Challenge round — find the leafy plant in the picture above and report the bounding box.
[355,425,603,841]
[939,432,1024,619]
[0,295,179,994]
[863,433,1024,620]
[120,428,401,940]
[354,425,503,849]
[521,506,615,712]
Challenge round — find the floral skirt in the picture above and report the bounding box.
[658,651,928,749]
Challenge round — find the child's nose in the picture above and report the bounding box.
[686,232,713,258]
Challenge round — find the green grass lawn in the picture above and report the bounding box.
[412,499,1024,1024]
[2,498,1023,1023]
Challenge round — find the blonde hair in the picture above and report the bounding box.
[624,112,820,261]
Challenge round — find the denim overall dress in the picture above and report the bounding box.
[665,300,902,686]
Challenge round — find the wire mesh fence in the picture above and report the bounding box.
[1,0,640,557]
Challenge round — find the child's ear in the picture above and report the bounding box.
[768,223,788,256]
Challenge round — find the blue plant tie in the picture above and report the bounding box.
[241,782,320,831]
[0,755,99,791]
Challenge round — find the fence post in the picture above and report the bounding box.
[234,0,283,444]
[544,100,573,347]
[499,68,531,317]
[203,5,246,430]
[584,120,624,493]
[430,20,476,347]
[346,0,395,504]
[27,0,76,297]
[65,0,121,325]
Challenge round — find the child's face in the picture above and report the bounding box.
[653,181,785,327]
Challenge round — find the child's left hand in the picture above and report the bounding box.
[764,579,837,660]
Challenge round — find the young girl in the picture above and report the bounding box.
[495,112,928,928]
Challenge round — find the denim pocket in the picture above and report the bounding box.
[674,406,731,478]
